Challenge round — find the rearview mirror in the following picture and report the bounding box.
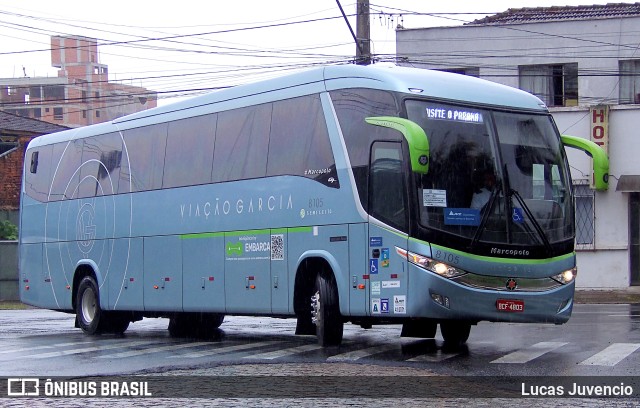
[561,134,609,191]
[365,116,430,174]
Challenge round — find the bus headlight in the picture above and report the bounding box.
[407,251,467,279]
[552,267,577,284]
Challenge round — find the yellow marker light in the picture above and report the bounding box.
[434,263,449,275]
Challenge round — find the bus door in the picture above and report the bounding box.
[368,141,410,317]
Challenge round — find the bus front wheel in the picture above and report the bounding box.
[311,273,343,346]
[76,275,129,334]
[439,321,471,346]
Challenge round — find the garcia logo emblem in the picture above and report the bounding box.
[76,203,97,254]
[506,278,518,291]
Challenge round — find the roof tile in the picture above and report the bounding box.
[467,3,640,25]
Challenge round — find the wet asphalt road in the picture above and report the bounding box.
[0,304,639,406]
[0,304,638,376]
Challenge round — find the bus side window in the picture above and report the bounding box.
[79,133,122,198]
[121,123,168,192]
[369,141,407,232]
[24,145,53,203]
[267,95,337,187]
[330,88,399,211]
[30,151,39,173]
[212,104,271,183]
[50,140,83,201]
[164,114,217,188]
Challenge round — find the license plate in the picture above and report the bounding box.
[496,299,524,312]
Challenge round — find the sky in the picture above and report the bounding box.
[0,0,619,105]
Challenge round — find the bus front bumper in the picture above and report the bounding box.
[407,266,575,325]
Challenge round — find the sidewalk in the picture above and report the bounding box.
[575,286,640,304]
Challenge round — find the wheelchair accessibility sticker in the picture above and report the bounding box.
[370,258,379,274]
[512,208,524,223]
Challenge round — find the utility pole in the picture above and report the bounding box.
[356,0,371,65]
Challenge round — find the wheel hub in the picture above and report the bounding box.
[81,287,96,323]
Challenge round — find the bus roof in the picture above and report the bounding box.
[27,64,547,149]
[323,64,547,111]
[120,64,547,121]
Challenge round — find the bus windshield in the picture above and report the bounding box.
[406,100,573,247]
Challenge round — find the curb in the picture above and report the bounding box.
[574,290,640,304]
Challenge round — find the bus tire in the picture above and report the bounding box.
[311,273,343,346]
[196,313,225,338]
[104,312,130,334]
[76,275,106,335]
[440,321,471,346]
[169,313,224,339]
[168,313,190,338]
[401,319,437,338]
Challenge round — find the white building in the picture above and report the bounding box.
[396,3,640,288]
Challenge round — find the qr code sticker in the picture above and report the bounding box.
[271,234,284,260]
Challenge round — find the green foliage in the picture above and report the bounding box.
[0,220,18,240]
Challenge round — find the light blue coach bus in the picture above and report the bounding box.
[19,64,608,346]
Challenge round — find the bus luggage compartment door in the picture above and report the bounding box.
[224,230,271,313]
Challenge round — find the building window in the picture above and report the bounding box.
[437,67,480,78]
[53,107,63,120]
[33,108,41,118]
[82,110,87,119]
[519,63,578,107]
[29,86,41,98]
[574,180,595,250]
[96,110,100,118]
[619,60,640,104]
[43,85,65,101]
[0,136,19,157]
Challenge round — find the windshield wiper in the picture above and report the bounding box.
[470,186,500,249]
[510,189,552,254]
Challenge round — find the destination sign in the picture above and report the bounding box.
[425,106,484,124]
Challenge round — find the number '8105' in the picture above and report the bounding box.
[433,250,460,265]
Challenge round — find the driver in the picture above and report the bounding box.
[471,171,496,209]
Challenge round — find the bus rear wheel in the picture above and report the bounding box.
[311,273,343,346]
[439,321,471,346]
[76,275,129,334]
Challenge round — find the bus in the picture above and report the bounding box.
[19,64,608,346]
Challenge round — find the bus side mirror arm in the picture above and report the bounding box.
[365,116,430,174]
[561,134,610,191]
